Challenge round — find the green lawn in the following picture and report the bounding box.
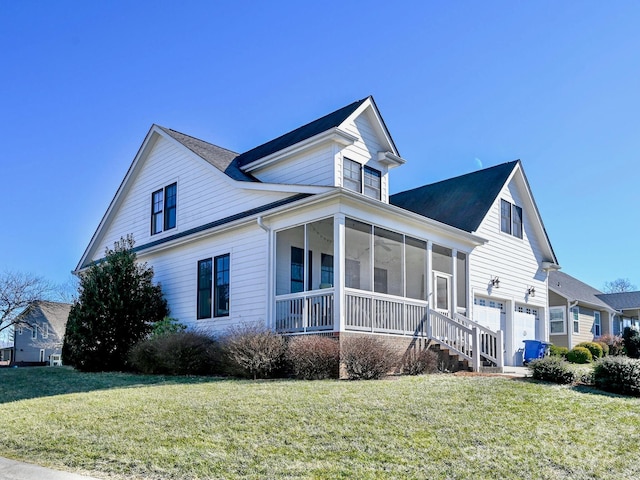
[0,368,639,479]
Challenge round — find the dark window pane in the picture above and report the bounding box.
[214,254,230,317]
[164,183,177,230]
[363,166,381,200]
[374,267,388,294]
[512,205,523,238]
[321,254,334,287]
[151,189,164,234]
[345,258,360,289]
[291,247,304,293]
[343,158,362,193]
[197,258,212,319]
[500,199,511,234]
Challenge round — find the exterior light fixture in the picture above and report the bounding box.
[527,286,535,297]
[490,276,500,288]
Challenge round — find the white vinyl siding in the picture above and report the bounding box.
[93,136,291,262]
[252,144,335,186]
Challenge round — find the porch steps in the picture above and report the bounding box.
[427,342,472,373]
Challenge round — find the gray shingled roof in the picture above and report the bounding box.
[158,126,258,182]
[549,271,614,311]
[390,161,519,233]
[17,301,71,337]
[234,97,369,168]
[597,291,640,310]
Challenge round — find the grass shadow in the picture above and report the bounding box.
[0,366,230,404]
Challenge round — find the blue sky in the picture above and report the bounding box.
[2,1,639,292]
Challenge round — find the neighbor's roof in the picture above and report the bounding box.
[549,271,615,312]
[597,291,640,310]
[158,126,257,183]
[390,161,519,233]
[234,97,369,168]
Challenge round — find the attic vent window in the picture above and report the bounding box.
[500,199,523,239]
[151,183,177,235]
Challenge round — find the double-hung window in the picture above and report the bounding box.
[572,307,580,333]
[151,183,177,235]
[343,158,382,200]
[500,199,523,239]
[593,311,601,337]
[549,307,566,335]
[197,254,230,318]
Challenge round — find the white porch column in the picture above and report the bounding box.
[426,241,433,306]
[334,214,345,333]
[451,248,458,317]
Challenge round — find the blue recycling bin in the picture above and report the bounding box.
[523,340,549,364]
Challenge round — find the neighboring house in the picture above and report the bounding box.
[596,291,640,335]
[76,96,559,369]
[7,301,71,365]
[547,271,617,349]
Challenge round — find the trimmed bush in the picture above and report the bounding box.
[528,356,575,384]
[596,341,609,357]
[623,327,640,359]
[151,317,187,337]
[575,341,604,359]
[287,335,340,380]
[402,348,440,375]
[548,345,569,358]
[594,356,640,396]
[129,331,221,375]
[597,334,624,356]
[221,323,287,379]
[342,336,399,380]
[566,347,593,364]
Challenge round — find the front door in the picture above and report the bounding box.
[433,273,451,317]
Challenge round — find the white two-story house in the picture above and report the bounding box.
[76,97,559,369]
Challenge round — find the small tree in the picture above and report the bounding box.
[623,327,640,359]
[62,236,168,372]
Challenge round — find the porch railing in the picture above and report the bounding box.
[275,290,334,333]
[454,313,504,368]
[344,289,428,336]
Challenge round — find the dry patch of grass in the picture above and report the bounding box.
[0,368,639,479]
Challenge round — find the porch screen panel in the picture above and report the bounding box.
[308,218,334,290]
[432,244,453,274]
[374,227,403,296]
[276,226,304,295]
[456,252,467,309]
[345,218,371,291]
[405,236,426,300]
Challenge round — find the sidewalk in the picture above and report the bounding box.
[0,456,101,480]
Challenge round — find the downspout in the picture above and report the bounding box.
[257,217,273,330]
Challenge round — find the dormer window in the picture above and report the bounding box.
[500,199,523,239]
[151,183,177,235]
[343,158,381,200]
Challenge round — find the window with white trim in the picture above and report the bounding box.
[572,307,580,333]
[42,324,48,339]
[151,182,177,235]
[593,311,601,337]
[500,199,523,239]
[343,158,382,200]
[549,307,566,335]
[31,326,37,339]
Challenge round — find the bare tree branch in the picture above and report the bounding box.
[0,271,52,334]
[603,278,637,294]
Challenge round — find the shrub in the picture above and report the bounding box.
[566,347,593,364]
[151,317,187,337]
[623,327,640,359]
[402,348,440,375]
[596,341,609,357]
[528,356,575,384]
[129,331,221,375]
[575,341,604,359]
[548,345,569,358]
[221,323,287,379]
[597,334,624,356]
[341,336,399,380]
[286,335,340,380]
[594,356,640,396]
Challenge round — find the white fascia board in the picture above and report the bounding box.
[377,151,406,168]
[260,188,486,248]
[240,128,358,173]
[75,126,163,273]
[239,182,333,194]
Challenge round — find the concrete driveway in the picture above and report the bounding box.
[0,456,101,480]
